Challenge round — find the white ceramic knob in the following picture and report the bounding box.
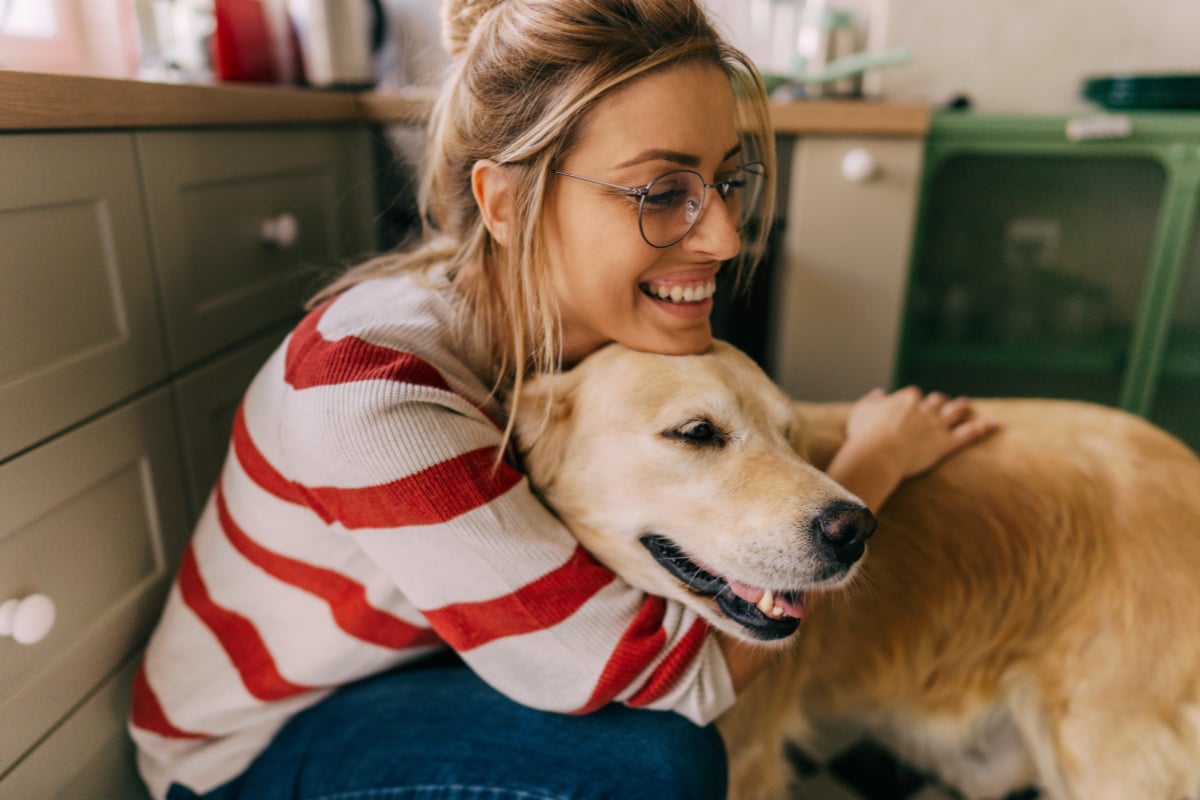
[260,212,301,249]
[0,594,57,645]
[841,148,880,183]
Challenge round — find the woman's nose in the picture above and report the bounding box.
[683,192,742,261]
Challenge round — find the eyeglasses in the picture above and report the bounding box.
[553,162,766,248]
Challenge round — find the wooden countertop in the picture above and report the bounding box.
[0,70,431,130]
[0,70,929,136]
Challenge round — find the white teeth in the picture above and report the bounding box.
[649,280,717,304]
[757,590,775,616]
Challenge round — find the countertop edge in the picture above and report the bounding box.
[1,70,929,136]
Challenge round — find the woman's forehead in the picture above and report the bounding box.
[568,62,739,172]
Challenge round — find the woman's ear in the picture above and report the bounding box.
[471,159,516,247]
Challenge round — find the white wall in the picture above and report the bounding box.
[704,0,1200,114]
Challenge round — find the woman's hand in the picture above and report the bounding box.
[827,386,997,511]
[847,386,996,479]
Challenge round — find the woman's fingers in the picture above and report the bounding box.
[939,395,973,426]
[951,416,999,446]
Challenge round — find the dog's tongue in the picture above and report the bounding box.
[726,579,805,618]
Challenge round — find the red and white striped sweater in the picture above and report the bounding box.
[129,268,736,799]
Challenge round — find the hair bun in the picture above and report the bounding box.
[442,0,506,59]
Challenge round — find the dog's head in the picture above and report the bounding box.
[513,341,875,643]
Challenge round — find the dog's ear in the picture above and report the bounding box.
[509,368,584,492]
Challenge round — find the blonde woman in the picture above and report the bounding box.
[129,1,995,797]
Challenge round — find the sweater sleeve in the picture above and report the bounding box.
[266,300,738,725]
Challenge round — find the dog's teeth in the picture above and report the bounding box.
[757,590,775,615]
[772,607,784,617]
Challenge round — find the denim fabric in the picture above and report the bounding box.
[179,658,728,800]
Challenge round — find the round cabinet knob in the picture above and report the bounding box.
[0,594,57,645]
[260,212,301,249]
[841,148,881,183]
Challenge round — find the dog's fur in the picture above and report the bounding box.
[513,341,1200,800]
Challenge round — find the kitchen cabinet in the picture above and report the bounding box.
[0,133,167,461]
[768,134,926,401]
[0,123,377,797]
[895,112,1200,452]
[138,128,376,371]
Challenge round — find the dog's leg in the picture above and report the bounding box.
[718,647,809,800]
[1007,673,1200,800]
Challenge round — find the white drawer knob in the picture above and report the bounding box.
[260,212,301,249]
[0,594,57,645]
[841,148,881,183]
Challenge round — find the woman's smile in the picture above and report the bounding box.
[638,270,719,319]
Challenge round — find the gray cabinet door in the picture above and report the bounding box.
[0,133,168,461]
[172,325,290,520]
[137,128,378,371]
[0,658,150,800]
[0,389,190,774]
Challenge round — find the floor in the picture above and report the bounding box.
[785,732,1042,800]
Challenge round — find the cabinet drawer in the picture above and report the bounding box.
[0,133,168,462]
[137,128,377,371]
[173,326,290,519]
[0,658,150,800]
[0,390,190,773]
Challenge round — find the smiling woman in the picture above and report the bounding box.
[128,2,993,799]
[128,3,778,799]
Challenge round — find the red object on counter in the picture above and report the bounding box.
[211,0,279,82]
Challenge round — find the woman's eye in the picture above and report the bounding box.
[643,188,687,212]
[717,177,746,197]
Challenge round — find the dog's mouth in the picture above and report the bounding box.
[639,534,805,640]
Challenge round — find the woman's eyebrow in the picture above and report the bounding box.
[614,144,742,170]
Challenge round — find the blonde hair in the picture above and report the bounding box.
[312,0,776,443]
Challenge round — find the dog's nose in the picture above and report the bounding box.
[813,501,877,565]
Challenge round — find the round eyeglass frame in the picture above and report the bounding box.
[553,161,766,249]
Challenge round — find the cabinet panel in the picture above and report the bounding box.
[137,128,377,370]
[1151,196,1200,452]
[771,136,924,401]
[0,658,149,799]
[0,133,167,461]
[897,121,1176,410]
[173,327,290,520]
[0,390,190,772]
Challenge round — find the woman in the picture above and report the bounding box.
[130,1,994,798]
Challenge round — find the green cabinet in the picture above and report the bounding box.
[895,112,1200,451]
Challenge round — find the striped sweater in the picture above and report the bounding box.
[129,268,736,799]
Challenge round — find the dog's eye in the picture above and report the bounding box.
[665,418,726,448]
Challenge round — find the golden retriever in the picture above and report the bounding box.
[512,341,1200,800]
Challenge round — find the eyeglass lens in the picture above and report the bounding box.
[639,165,765,247]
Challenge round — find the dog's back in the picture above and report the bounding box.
[726,398,1200,800]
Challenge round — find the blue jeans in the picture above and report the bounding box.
[180,656,728,800]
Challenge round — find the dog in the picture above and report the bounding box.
[512,341,1200,800]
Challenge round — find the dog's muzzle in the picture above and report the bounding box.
[639,534,805,640]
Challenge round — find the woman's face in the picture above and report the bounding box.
[544,61,744,363]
